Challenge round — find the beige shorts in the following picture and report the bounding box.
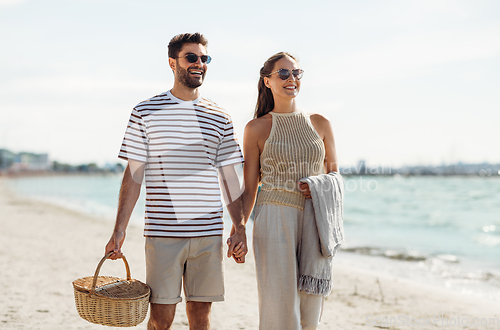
[145,236,225,304]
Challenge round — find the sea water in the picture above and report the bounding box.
[3,174,145,222]
[340,175,500,302]
[4,174,500,301]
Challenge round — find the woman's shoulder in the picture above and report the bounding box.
[307,112,331,128]
[245,114,272,133]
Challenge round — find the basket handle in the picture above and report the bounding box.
[90,252,132,294]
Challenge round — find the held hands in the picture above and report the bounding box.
[105,230,126,260]
[227,224,247,263]
[299,181,312,199]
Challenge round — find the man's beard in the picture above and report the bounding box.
[176,64,205,89]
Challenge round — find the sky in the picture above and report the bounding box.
[1,0,499,169]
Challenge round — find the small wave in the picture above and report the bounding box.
[342,247,464,264]
[468,190,488,199]
[434,254,459,263]
[342,246,428,262]
[426,258,500,286]
[473,233,500,247]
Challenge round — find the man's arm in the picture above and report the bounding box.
[105,160,145,260]
[218,164,247,263]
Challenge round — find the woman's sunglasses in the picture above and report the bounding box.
[268,68,304,80]
[179,53,212,64]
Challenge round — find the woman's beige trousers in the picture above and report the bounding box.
[253,203,324,330]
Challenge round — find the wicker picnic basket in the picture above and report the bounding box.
[73,252,150,327]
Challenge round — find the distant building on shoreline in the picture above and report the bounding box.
[0,148,124,175]
[0,149,15,170]
[340,160,500,177]
[0,149,50,172]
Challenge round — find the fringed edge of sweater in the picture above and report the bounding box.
[298,275,332,297]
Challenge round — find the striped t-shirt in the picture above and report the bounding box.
[118,90,244,238]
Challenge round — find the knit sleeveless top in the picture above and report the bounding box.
[256,111,325,209]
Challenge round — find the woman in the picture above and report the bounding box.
[241,52,338,329]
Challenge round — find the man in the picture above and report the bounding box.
[105,32,247,330]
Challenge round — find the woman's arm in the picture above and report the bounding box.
[227,120,262,263]
[242,119,263,221]
[299,114,339,198]
[311,113,338,173]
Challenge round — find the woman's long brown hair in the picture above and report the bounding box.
[254,52,298,119]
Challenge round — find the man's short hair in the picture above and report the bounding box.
[168,32,208,59]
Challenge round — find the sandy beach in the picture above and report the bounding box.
[1,178,500,330]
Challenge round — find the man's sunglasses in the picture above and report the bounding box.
[179,53,212,64]
[268,68,304,80]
